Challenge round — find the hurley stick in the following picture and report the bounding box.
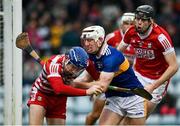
[16,32,41,63]
[108,86,152,100]
[16,32,152,100]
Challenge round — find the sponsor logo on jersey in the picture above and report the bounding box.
[135,48,155,59]
[137,41,144,47]
[148,43,152,48]
[96,61,103,70]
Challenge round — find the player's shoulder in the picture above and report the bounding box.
[103,47,125,67]
[105,29,120,41]
[48,55,64,63]
[152,23,169,36]
[103,46,123,60]
[113,29,121,35]
[45,55,64,73]
[125,25,136,35]
[152,23,172,41]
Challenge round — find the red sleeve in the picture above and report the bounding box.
[106,33,116,47]
[48,77,87,96]
[86,60,100,80]
[123,26,134,44]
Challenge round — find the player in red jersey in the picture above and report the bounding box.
[117,5,179,119]
[27,47,103,125]
[106,12,135,65]
[74,13,136,125]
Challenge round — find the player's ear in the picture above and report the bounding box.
[99,37,104,42]
[97,37,104,47]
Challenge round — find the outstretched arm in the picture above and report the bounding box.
[48,76,102,96]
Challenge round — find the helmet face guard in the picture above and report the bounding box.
[62,47,89,83]
[62,59,84,83]
[80,25,105,43]
[81,30,99,42]
[67,47,89,69]
[135,5,154,20]
[118,13,135,26]
[134,5,154,34]
[135,11,151,20]
[80,25,105,54]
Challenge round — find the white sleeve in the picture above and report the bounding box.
[158,34,175,55]
[47,63,61,78]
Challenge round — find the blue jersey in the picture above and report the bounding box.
[89,45,143,97]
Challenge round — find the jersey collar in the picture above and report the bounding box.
[137,24,153,39]
[96,42,108,58]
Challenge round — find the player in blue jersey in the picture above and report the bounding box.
[77,25,147,125]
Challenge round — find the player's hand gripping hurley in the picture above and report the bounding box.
[16,32,152,100]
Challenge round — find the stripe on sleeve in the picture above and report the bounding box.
[158,34,171,50]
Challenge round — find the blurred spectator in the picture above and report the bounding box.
[25,19,43,50]
[23,0,180,55]
[61,21,81,48]
[50,19,65,54]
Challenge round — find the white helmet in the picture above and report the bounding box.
[81,25,105,42]
[118,12,135,26]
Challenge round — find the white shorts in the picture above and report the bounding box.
[104,95,146,118]
[96,93,106,100]
[135,71,169,104]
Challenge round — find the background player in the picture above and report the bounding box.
[106,12,135,65]
[79,12,136,125]
[77,25,146,125]
[117,5,179,119]
[27,47,103,125]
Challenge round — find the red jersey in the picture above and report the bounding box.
[123,24,174,79]
[105,29,135,55]
[86,60,100,80]
[33,54,86,95]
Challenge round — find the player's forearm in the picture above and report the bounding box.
[116,41,127,51]
[48,77,87,96]
[72,81,93,89]
[74,81,107,92]
[87,81,108,93]
[153,64,179,89]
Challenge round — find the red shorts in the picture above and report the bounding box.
[27,86,67,119]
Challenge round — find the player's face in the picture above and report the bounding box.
[121,21,134,33]
[81,38,99,54]
[62,59,84,83]
[64,60,83,76]
[135,17,151,34]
